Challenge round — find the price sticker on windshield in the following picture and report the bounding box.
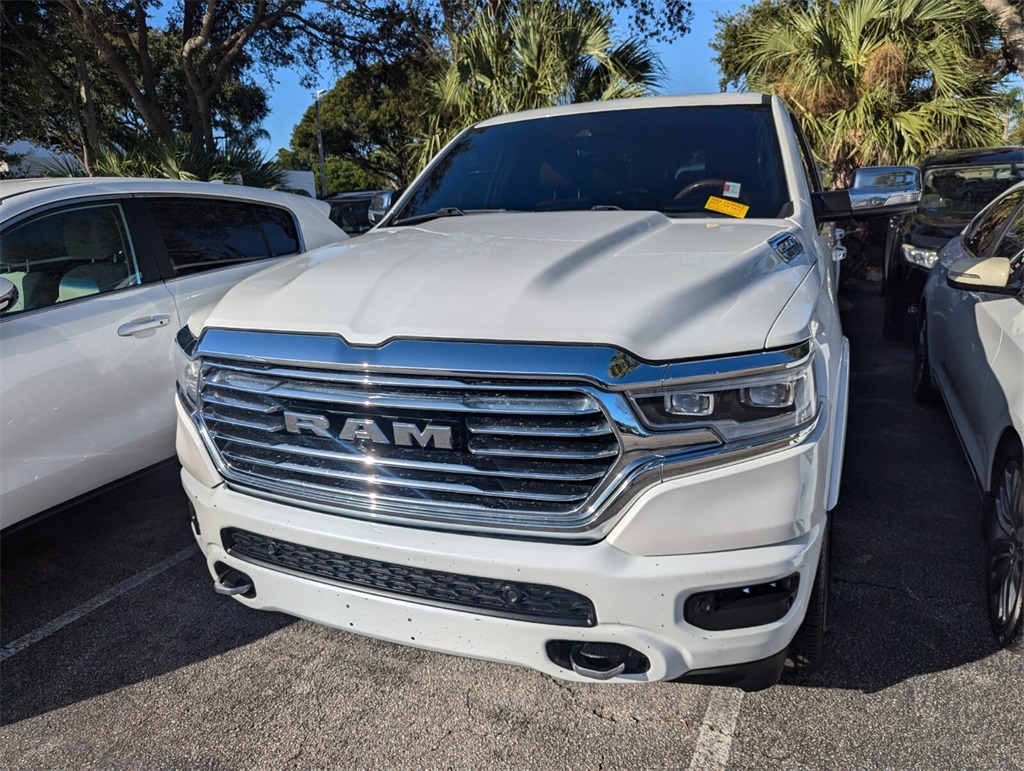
[705,196,750,219]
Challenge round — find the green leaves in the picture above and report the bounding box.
[716,0,1006,187]
[417,0,665,172]
[86,137,285,188]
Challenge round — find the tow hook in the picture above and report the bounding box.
[569,642,629,680]
[213,563,255,597]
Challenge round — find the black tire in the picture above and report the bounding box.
[912,316,939,405]
[985,445,1024,652]
[787,517,831,674]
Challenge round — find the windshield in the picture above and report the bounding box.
[920,163,1023,219]
[395,105,790,222]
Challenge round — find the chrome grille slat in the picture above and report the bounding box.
[209,376,600,416]
[201,391,282,414]
[208,361,586,392]
[468,441,619,460]
[202,411,283,433]
[197,358,622,529]
[465,417,613,438]
[221,451,591,502]
[209,432,607,482]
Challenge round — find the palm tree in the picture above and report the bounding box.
[416,0,663,169]
[999,85,1024,143]
[82,137,285,188]
[735,0,1004,187]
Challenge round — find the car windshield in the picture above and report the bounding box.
[920,163,1024,219]
[395,105,790,222]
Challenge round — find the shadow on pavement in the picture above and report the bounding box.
[786,281,1000,692]
[0,464,296,726]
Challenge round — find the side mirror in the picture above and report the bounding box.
[0,276,19,314]
[946,257,1014,294]
[368,187,406,224]
[812,166,922,222]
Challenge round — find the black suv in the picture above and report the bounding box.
[325,190,389,236]
[882,146,1023,340]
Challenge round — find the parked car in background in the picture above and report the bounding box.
[883,146,1023,341]
[0,178,346,529]
[915,180,1024,651]
[325,190,389,236]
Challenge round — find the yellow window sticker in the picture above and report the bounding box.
[705,195,750,219]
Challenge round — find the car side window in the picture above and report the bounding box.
[0,203,142,317]
[149,197,269,276]
[992,205,1024,267]
[964,189,1024,258]
[256,204,301,256]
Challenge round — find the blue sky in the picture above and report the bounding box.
[258,0,747,154]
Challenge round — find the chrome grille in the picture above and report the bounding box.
[197,359,621,530]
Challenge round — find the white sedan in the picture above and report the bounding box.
[0,178,346,529]
[915,180,1024,650]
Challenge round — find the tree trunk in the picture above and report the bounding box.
[75,47,100,172]
[62,0,174,143]
[981,0,1024,73]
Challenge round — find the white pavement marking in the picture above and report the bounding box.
[0,546,196,664]
[688,688,745,770]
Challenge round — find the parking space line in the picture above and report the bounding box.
[0,546,196,663]
[687,688,744,770]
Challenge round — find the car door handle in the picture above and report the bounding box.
[117,314,171,337]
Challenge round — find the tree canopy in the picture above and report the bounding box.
[415,0,665,167]
[285,56,438,189]
[1,0,428,171]
[712,0,1008,187]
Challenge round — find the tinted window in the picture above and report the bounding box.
[993,205,1024,263]
[328,198,372,235]
[921,164,1024,219]
[396,105,790,221]
[0,203,141,316]
[257,205,301,255]
[149,198,268,275]
[965,189,1024,257]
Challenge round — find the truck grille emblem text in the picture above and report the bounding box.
[283,411,454,449]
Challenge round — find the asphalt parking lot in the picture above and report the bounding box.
[2,282,1022,769]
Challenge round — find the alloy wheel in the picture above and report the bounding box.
[987,453,1024,649]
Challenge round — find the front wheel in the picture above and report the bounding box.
[787,517,831,674]
[986,446,1024,651]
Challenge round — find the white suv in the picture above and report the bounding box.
[0,178,345,529]
[174,95,918,688]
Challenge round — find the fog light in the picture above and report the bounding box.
[685,574,800,631]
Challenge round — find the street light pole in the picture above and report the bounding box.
[314,89,328,198]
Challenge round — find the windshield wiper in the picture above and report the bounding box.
[392,208,518,226]
[590,204,623,211]
[392,207,464,226]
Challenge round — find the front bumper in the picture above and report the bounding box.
[178,396,828,684]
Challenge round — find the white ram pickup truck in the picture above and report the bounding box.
[175,94,920,689]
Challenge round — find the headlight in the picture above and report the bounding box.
[901,244,939,269]
[174,326,200,408]
[628,354,817,443]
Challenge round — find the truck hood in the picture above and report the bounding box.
[201,211,814,362]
